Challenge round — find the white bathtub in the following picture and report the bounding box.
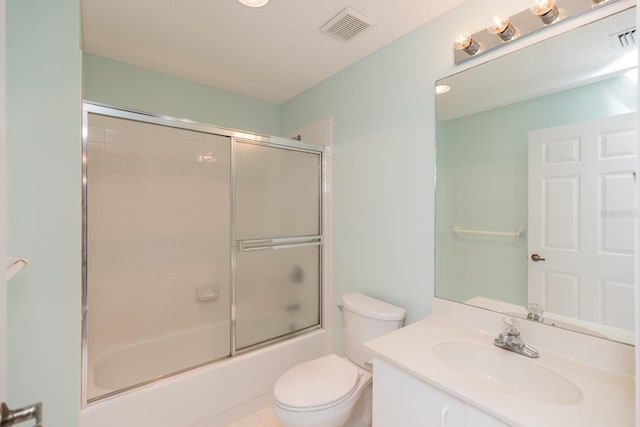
[88,322,231,399]
[81,325,329,427]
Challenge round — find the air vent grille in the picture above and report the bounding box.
[609,28,636,50]
[321,7,372,42]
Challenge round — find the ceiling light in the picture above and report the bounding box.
[237,0,269,7]
[435,85,451,95]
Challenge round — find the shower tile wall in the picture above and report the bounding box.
[86,114,231,367]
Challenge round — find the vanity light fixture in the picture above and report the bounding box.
[455,34,480,56]
[453,0,624,65]
[531,0,560,25]
[488,16,517,41]
[237,0,269,7]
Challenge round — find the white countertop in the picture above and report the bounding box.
[365,302,635,427]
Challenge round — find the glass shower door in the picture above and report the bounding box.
[84,112,232,401]
[233,139,323,350]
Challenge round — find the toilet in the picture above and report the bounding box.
[273,293,406,427]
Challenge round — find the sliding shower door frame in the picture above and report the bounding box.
[81,102,325,406]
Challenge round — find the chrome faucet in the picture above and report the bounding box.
[494,317,539,358]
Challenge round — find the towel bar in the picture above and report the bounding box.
[451,225,526,241]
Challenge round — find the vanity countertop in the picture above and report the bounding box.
[365,312,634,427]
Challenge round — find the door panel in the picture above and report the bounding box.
[233,139,323,351]
[600,173,635,254]
[85,113,232,401]
[235,244,321,350]
[235,141,321,240]
[543,176,580,250]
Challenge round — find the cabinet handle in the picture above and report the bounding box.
[441,406,449,426]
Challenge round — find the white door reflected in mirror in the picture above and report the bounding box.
[528,113,637,331]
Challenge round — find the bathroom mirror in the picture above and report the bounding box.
[435,6,637,345]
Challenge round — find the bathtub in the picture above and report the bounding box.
[81,323,329,427]
[88,322,231,399]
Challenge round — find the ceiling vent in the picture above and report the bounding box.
[609,28,636,50]
[320,7,372,42]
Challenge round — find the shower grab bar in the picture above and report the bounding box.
[451,225,526,241]
[238,236,322,252]
[6,257,30,281]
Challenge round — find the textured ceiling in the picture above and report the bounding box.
[81,0,466,104]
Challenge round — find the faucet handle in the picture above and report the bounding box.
[527,302,544,322]
[502,316,520,336]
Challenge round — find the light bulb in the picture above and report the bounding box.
[237,0,269,7]
[487,16,516,41]
[531,0,559,24]
[488,17,509,34]
[454,34,480,56]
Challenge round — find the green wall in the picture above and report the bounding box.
[83,54,280,136]
[6,0,82,426]
[278,10,452,353]
[435,75,637,305]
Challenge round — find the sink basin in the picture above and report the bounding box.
[432,341,583,405]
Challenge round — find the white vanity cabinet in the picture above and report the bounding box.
[372,358,508,427]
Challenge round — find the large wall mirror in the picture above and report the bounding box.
[435,5,637,345]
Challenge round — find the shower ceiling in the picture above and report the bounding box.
[81,0,465,104]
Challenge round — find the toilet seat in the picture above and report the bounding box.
[274,354,361,412]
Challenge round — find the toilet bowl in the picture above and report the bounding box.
[273,293,405,427]
[273,354,372,427]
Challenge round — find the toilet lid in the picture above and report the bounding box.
[274,354,360,410]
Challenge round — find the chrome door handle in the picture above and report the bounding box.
[531,253,546,262]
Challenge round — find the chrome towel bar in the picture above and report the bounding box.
[451,225,526,241]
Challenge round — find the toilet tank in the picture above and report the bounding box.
[341,293,406,369]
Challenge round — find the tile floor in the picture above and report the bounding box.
[223,405,283,427]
